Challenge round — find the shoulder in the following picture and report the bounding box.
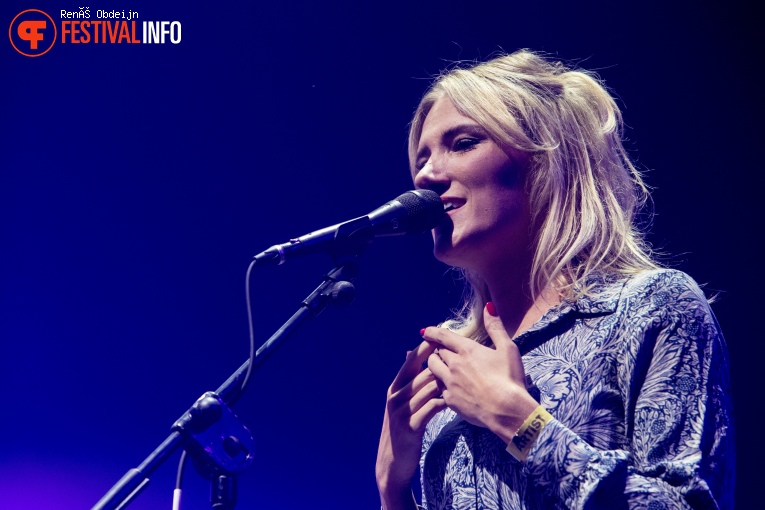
[573,269,708,317]
[620,269,713,319]
[615,270,727,372]
[578,269,722,363]
[623,268,706,300]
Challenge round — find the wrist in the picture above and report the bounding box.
[492,394,540,444]
[505,404,553,461]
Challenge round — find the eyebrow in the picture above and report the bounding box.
[415,122,487,163]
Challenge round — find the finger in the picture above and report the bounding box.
[426,351,449,383]
[389,367,439,406]
[433,346,455,367]
[407,378,442,414]
[422,326,469,354]
[483,303,526,381]
[408,366,440,395]
[388,372,446,432]
[409,393,449,432]
[390,338,438,392]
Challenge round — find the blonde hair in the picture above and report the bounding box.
[408,50,658,341]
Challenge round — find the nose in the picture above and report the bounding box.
[413,160,450,196]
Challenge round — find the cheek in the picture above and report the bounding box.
[482,190,532,239]
[496,162,523,189]
[482,155,531,228]
[480,184,526,216]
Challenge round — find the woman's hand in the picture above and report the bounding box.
[376,339,448,509]
[424,303,539,444]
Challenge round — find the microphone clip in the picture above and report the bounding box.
[325,216,375,265]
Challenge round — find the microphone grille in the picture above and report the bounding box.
[396,190,444,233]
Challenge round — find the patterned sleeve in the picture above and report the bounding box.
[522,270,735,510]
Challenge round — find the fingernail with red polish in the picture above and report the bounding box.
[486,302,497,317]
[420,328,426,337]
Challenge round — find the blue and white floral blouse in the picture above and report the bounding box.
[420,269,734,509]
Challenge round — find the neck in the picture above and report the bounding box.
[480,260,560,340]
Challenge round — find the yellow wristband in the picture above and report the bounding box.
[505,405,553,461]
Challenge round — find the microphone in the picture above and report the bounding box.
[253,190,443,266]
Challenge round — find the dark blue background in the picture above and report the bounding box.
[1,1,759,508]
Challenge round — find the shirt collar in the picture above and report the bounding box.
[513,272,627,349]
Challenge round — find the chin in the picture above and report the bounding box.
[432,240,469,268]
[433,223,476,263]
[432,231,500,272]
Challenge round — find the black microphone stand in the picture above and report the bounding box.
[92,254,361,510]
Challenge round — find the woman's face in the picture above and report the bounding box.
[413,97,534,273]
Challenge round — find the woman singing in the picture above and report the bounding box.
[376,50,734,510]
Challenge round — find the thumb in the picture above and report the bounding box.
[483,302,526,382]
[483,301,512,347]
